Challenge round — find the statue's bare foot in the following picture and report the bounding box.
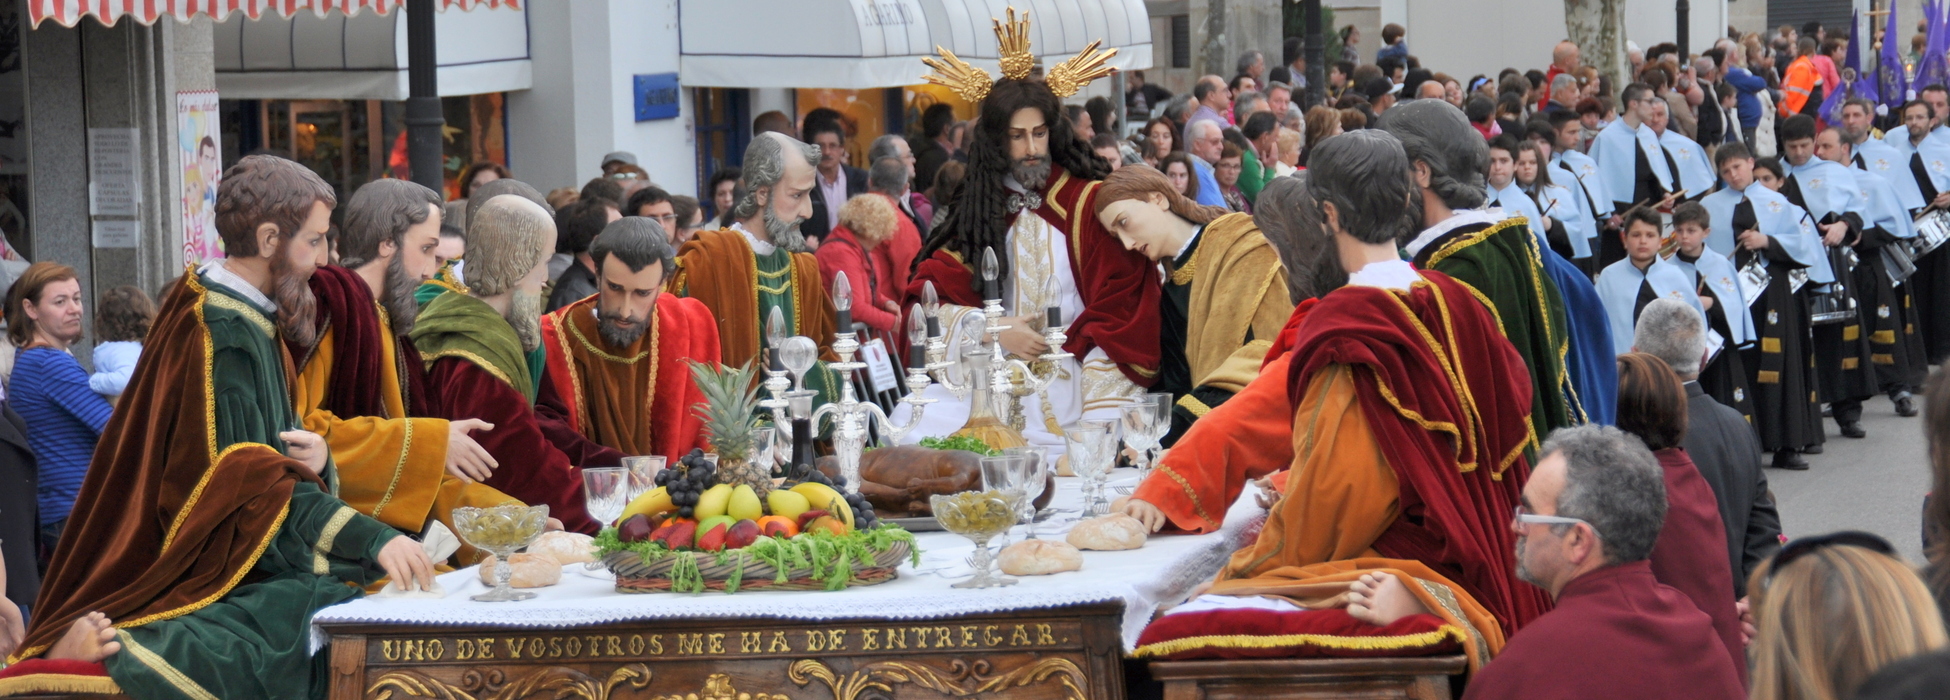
[1346,572,1431,626]
[46,612,120,663]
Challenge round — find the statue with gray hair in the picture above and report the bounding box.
[538,215,723,461]
[1465,423,1745,699]
[1381,98,1617,432]
[666,131,844,407]
[1196,128,1554,665]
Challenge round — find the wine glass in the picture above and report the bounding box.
[1003,447,1049,539]
[930,491,1021,589]
[451,504,550,602]
[1067,422,1116,515]
[1121,399,1162,483]
[621,456,666,502]
[979,455,1025,545]
[582,467,629,528]
[1141,392,1173,478]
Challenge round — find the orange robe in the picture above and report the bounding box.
[665,228,836,367]
[539,293,721,460]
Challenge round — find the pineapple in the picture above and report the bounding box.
[688,360,772,497]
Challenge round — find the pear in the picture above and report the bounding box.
[766,489,811,521]
[727,484,764,522]
[695,483,735,520]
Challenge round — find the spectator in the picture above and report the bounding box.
[1274,127,1302,176]
[624,185,677,237]
[1540,40,1582,111]
[580,177,624,209]
[7,262,112,569]
[1301,105,1342,165]
[1280,37,1307,91]
[868,133,930,233]
[669,195,703,244]
[1544,73,1579,115]
[1855,646,1950,700]
[1338,106,1368,132]
[1693,55,1726,152]
[1185,120,1229,208]
[547,198,621,312]
[1328,60,1354,100]
[1185,75,1232,147]
[1236,49,1267,89]
[1377,23,1408,63]
[1263,80,1299,126]
[911,103,956,194]
[598,151,637,176]
[1213,142,1250,213]
[1413,78,1445,101]
[1721,41,1766,151]
[0,397,29,645]
[1126,70,1174,119]
[1814,37,1845,101]
[865,156,924,307]
[1614,352,1748,681]
[1926,368,1950,624]
[705,167,743,226]
[816,194,903,334]
[457,161,509,204]
[1400,67,1433,100]
[802,117,866,248]
[1238,111,1281,199]
[1377,56,1407,87]
[1086,96,1118,139]
[1159,151,1200,201]
[1228,74,1257,100]
[1459,425,1744,700]
[1633,298,1781,598]
[1092,133,1124,170]
[88,285,154,400]
[1362,76,1400,114]
[1066,104,1096,142]
[434,221,465,272]
[1748,532,1948,700]
[926,161,965,230]
[1495,93,1526,138]
[1783,37,1823,116]
[1143,116,1177,169]
[1232,90,1268,125]
[544,186,579,212]
[1466,95,1500,139]
[752,110,793,136]
[1336,25,1361,67]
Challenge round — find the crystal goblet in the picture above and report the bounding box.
[930,490,1022,589]
[451,504,550,602]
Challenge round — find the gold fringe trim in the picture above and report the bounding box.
[0,673,124,696]
[1175,394,1212,417]
[422,349,515,389]
[370,417,413,520]
[313,505,359,576]
[117,629,220,700]
[202,292,276,338]
[1157,464,1217,529]
[1130,625,1468,658]
[119,493,291,630]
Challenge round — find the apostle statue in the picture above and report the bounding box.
[291,179,520,563]
[10,156,435,697]
[412,195,623,534]
[540,217,720,460]
[901,9,1161,452]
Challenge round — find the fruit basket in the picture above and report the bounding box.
[595,524,918,593]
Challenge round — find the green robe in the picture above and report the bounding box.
[105,277,398,700]
[693,245,842,409]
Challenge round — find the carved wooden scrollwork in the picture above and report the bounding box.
[649,672,790,700]
[367,664,652,700]
[788,657,1087,700]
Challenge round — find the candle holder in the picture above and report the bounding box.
[919,248,1074,446]
[808,273,935,495]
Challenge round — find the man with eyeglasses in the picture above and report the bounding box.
[1454,425,1744,699]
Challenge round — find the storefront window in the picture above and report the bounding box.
[796,89,892,169]
[0,0,26,258]
[223,94,506,202]
[693,87,748,219]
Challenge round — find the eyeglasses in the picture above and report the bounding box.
[1765,530,1897,586]
[1513,505,1601,539]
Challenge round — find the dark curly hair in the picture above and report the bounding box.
[94,285,156,343]
[916,79,1110,287]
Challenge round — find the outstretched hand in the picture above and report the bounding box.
[1121,498,1168,532]
[445,419,499,482]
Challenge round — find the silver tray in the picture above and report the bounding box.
[887,515,943,532]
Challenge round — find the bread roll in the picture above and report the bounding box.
[997,540,1083,575]
[479,552,563,588]
[1065,514,1148,551]
[530,531,595,564]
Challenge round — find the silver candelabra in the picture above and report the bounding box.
[917,248,1073,438]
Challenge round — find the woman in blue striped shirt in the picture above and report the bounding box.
[6,262,113,566]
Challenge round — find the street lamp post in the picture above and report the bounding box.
[1676,0,1690,57]
[405,0,444,194]
[1304,0,1324,109]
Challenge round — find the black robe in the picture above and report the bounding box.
[1851,225,1930,393]
[1780,174,1879,413]
[1733,200,1825,453]
[1908,153,1950,363]
[1158,230,1241,447]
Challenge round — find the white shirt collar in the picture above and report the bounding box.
[1174,225,1205,260]
[1404,208,1502,258]
[199,259,277,312]
[1348,259,1419,291]
[729,221,778,256]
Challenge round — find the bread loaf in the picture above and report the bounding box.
[1065,514,1148,551]
[530,531,595,564]
[997,539,1083,575]
[479,552,563,588]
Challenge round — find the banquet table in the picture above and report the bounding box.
[312,473,1267,700]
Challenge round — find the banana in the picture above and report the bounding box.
[618,486,676,524]
[790,482,852,530]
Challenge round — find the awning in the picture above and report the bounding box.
[28,0,516,28]
[213,3,530,100]
[679,0,1153,90]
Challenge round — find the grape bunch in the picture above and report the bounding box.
[843,490,879,529]
[654,449,718,519]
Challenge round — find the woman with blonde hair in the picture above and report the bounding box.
[1090,164,1291,445]
[1747,531,1948,700]
[814,193,903,333]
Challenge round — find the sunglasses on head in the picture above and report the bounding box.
[1765,530,1897,585]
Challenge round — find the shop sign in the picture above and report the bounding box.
[634,73,681,122]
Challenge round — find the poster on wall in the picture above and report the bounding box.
[178,90,222,264]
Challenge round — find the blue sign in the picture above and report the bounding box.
[634,73,681,122]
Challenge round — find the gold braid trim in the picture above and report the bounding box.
[120,487,291,629]
[1157,464,1217,529]
[548,307,592,431]
[1411,578,1491,671]
[565,306,652,364]
[423,349,516,389]
[0,674,123,696]
[312,505,360,576]
[1130,625,1468,658]
[1379,284,1481,473]
[1175,394,1212,417]
[203,292,276,338]
[163,270,221,551]
[369,418,412,520]
[116,630,221,700]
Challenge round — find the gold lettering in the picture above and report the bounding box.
[401,640,422,662]
[548,637,563,658]
[426,640,444,661]
[1037,624,1056,645]
[935,627,954,648]
[1011,625,1031,646]
[609,636,624,656]
[478,638,495,660]
[565,637,581,657]
[768,631,790,653]
[961,626,977,648]
[588,636,604,657]
[827,630,846,651]
[505,638,524,659]
[887,628,906,649]
[913,627,930,649]
[804,631,826,652]
[708,633,726,655]
[645,635,661,655]
[983,626,1003,646]
[678,634,705,655]
[381,640,399,662]
[528,638,544,658]
[456,640,475,661]
[741,631,762,654]
[862,629,881,651]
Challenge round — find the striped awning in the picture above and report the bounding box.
[27,0,518,28]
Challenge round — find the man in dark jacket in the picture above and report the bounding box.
[0,401,36,624]
[1634,298,1781,596]
[547,197,620,312]
[801,115,867,248]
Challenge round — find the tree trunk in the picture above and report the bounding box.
[1565,0,1630,93]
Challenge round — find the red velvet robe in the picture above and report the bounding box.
[539,294,717,461]
[904,166,1162,385]
[1651,447,1747,685]
[426,359,602,534]
[1461,561,1744,700]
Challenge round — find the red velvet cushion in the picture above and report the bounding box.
[1133,608,1466,661]
[0,658,121,697]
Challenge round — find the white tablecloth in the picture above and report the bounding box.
[311,472,1266,652]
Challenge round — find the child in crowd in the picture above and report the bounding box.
[88,285,155,400]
